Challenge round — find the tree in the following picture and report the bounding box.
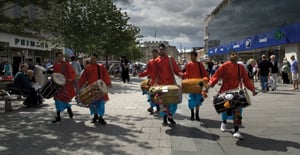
[40,0,141,62]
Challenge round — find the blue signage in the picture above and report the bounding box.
[208,22,300,56]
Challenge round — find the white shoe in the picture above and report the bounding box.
[233,132,244,139]
[220,123,226,132]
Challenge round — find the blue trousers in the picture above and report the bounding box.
[89,100,105,117]
[260,75,269,91]
[55,100,71,112]
[188,93,203,109]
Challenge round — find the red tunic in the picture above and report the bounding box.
[78,63,112,101]
[138,58,156,85]
[153,55,182,85]
[183,61,209,79]
[53,61,76,102]
[208,61,255,93]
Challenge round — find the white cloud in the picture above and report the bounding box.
[113,0,222,50]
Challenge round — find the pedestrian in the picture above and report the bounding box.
[182,51,209,121]
[270,55,280,91]
[206,59,214,77]
[120,56,130,83]
[152,43,183,126]
[70,56,82,104]
[139,49,160,114]
[258,55,272,93]
[205,51,257,139]
[246,58,255,86]
[78,54,112,125]
[4,61,12,76]
[281,60,290,84]
[290,55,299,90]
[51,51,76,123]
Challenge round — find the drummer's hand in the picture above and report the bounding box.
[204,85,210,93]
[252,91,258,96]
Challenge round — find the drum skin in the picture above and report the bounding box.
[182,78,208,94]
[79,79,108,105]
[149,85,181,105]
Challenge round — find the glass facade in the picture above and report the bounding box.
[208,0,300,48]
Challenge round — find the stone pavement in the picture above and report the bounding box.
[1,76,300,155]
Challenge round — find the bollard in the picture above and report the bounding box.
[5,100,12,112]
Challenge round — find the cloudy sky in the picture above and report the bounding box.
[113,0,222,51]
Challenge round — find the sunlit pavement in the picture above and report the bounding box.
[1,76,300,155]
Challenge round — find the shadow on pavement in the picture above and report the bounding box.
[0,107,152,155]
[236,133,300,152]
[165,124,220,141]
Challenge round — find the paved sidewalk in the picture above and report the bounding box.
[1,77,300,155]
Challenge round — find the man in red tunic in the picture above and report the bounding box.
[183,51,209,121]
[139,49,159,114]
[52,51,76,123]
[205,51,257,139]
[152,44,183,126]
[78,54,112,125]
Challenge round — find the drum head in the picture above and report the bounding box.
[52,73,66,86]
[96,79,108,93]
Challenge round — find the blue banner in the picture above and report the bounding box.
[208,22,300,56]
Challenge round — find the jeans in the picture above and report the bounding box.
[260,75,268,91]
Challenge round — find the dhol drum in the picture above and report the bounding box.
[140,79,151,92]
[149,85,182,105]
[182,78,208,94]
[79,79,108,105]
[213,88,251,114]
[39,73,66,99]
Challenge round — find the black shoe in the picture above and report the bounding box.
[91,115,99,123]
[196,111,200,121]
[67,108,73,119]
[168,117,176,125]
[190,115,195,121]
[52,116,61,123]
[147,107,154,113]
[162,116,168,126]
[196,115,200,121]
[99,118,107,125]
[190,110,195,121]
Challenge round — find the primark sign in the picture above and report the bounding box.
[0,32,50,50]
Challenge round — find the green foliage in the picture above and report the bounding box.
[0,0,142,61]
[40,0,141,59]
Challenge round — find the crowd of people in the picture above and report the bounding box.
[1,45,298,141]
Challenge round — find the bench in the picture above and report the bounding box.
[0,81,26,112]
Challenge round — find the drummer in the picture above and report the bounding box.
[182,51,209,121]
[51,51,76,123]
[78,54,112,125]
[138,49,160,114]
[152,43,183,126]
[204,51,257,139]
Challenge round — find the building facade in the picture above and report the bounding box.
[204,0,300,64]
[139,41,179,63]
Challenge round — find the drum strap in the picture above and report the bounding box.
[237,64,243,88]
[168,56,177,85]
[97,65,101,79]
[197,62,203,78]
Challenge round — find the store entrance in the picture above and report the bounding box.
[12,57,22,76]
